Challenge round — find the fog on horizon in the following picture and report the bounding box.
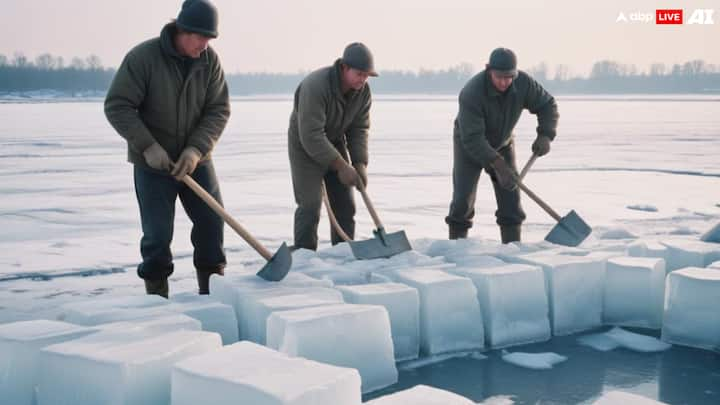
[1,0,718,76]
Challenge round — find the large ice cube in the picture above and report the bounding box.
[36,329,221,405]
[453,264,550,348]
[506,252,606,335]
[96,313,201,334]
[245,293,343,344]
[337,283,420,361]
[604,257,666,328]
[627,240,668,261]
[210,272,339,339]
[172,341,361,405]
[58,294,171,325]
[365,384,476,404]
[267,304,397,393]
[166,299,238,344]
[387,269,484,354]
[661,267,720,351]
[661,239,720,271]
[0,320,95,405]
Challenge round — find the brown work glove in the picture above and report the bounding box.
[171,146,202,180]
[331,158,359,187]
[353,163,368,188]
[143,142,171,171]
[531,135,552,157]
[490,156,518,191]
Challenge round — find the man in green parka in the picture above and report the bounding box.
[446,47,559,243]
[288,43,377,251]
[104,0,230,297]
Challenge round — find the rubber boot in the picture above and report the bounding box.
[144,278,169,299]
[449,226,468,240]
[500,225,521,244]
[197,267,225,295]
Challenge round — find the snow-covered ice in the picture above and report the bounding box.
[172,341,361,405]
[604,257,666,328]
[337,283,420,361]
[0,320,95,405]
[364,384,476,404]
[505,252,606,335]
[36,329,221,405]
[266,304,397,393]
[452,264,550,348]
[500,350,567,370]
[662,267,720,351]
[386,268,484,355]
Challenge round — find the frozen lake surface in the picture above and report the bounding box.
[1,95,719,404]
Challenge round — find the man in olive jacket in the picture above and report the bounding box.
[288,43,376,250]
[105,0,230,297]
[446,48,559,243]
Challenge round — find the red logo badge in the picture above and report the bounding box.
[656,9,683,24]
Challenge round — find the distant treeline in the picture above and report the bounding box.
[1,52,719,95]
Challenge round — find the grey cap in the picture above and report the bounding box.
[176,0,219,38]
[341,42,378,77]
[488,47,518,77]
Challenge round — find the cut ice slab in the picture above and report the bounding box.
[166,299,239,345]
[500,350,567,370]
[36,329,221,405]
[337,283,420,361]
[660,239,720,271]
[172,341,361,405]
[662,267,720,351]
[57,294,171,325]
[0,320,96,405]
[604,257,666,329]
[365,384,476,404]
[627,240,668,261]
[451,264,550,349]
[266,304,397,393]
[387,268,484,355]
[505,252,605,335]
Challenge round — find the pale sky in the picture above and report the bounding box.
[1,0,718,76]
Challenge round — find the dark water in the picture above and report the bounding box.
[363,328,720,404]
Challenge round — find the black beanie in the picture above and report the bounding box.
[176,0,219,38]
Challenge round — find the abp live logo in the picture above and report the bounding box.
[656,9,714,24]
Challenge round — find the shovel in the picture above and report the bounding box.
[511,165,592,247]
[322,180,412,259]
[179,174,291,282]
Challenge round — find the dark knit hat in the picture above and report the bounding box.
[176,0,219,38]
[488,47,518,77]
[341,43,378,77]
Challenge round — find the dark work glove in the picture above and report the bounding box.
[491,156,518,191]
[143,142,171,171]
[171,146,202,180]
[531,136,552,157]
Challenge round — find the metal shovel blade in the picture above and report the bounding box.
[256,242,292,282]
[544,210,592,247]
[349,228,412,260]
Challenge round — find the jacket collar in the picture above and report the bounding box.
[330,59,359,101]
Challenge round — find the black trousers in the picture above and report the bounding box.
[133,162,226,281]
[445,137,526,231]
[290,147,355,251]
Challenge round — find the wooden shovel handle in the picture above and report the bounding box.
[322,182,352,242]
[356,179,384,229]
[180,175,273,261]
[514,179,563,222]
[519,154,538,180]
